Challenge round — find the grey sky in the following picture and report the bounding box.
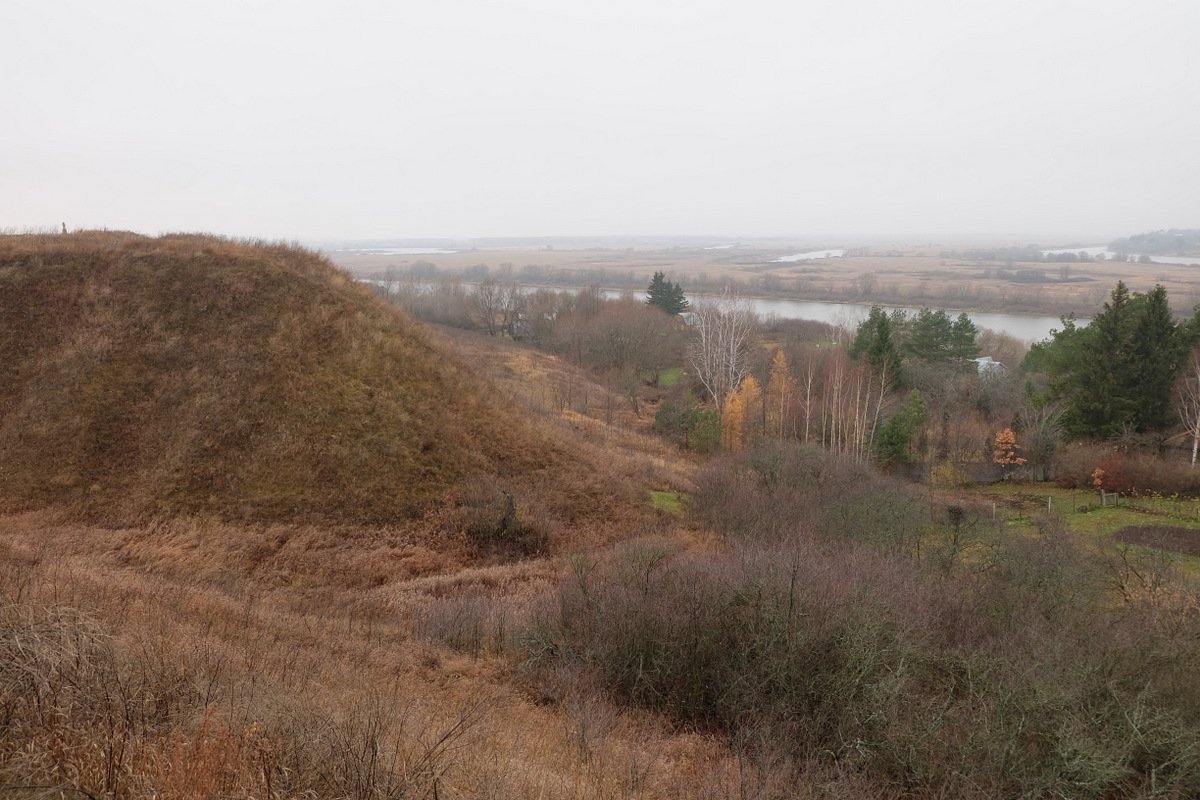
[3,0,1197,241]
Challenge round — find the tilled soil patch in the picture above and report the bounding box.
[1113,525,1200,556]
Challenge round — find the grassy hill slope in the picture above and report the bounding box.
[0,232,572,525]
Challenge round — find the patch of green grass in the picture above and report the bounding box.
[658,367,683,387]
[650,490,686,515]
[962,482,1200,572]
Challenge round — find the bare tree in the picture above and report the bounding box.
[471,279,504,335]
[1178,347,1200,465]
[1017,402,1063,480]
[801,353,816,444]
[688,290,757,412]
[499,283,525,336]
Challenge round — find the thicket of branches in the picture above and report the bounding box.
[516,443,1200,798]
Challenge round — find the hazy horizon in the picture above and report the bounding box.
[311,231,1135,249]
[5,0,1198,242]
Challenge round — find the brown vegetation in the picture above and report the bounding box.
[10,232,1200,798]
[1055,442,1200,497]
[0,232,728,799]
[515,445,1200,798]
[0,232,636,530]
[1114,525,1200,557]
[0,512,747,800]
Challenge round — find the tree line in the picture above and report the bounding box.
[387,267,1200,479]
[1024,281,1200,442]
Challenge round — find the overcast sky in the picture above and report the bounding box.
[3,0,1197,242]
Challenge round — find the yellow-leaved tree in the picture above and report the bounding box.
[722,375,762,450]
[765,348,797,440]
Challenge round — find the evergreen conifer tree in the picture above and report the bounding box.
[667,280,689,314]
[1050,281,1186,438]
[949,313,981,364]
[850,306,902,385]
[877,389,927,463]
[1130,285,1182,431]
[646,271,670,309]
[645,271,689,314]
[1066,281,1134,438]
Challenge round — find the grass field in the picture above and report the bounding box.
[960,481,1200,571]
[649,490,686,515]
[656,366,684,387]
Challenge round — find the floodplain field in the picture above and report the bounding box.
[330,241,1200,318]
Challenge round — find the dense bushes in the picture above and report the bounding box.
[653,394,721,453]
[691,444,928,550]
[1055,442,1200,496]
[520,445,1200,797]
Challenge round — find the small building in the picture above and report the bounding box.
[974,356,1006,375]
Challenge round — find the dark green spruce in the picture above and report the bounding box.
[1025,281,1190,438]
[645,271,689,315]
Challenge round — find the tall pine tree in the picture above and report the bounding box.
[1066,281,1134,438]
[646,271,689,315]
[1046,282,1184,438]
[949,313,981,364]
[1130,285,1182,431]
[850,306,902,385]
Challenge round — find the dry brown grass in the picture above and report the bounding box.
[0,510,847,800]
[0,232,665,546]
[0,234,935,797]
[414,326,699,559]
[0,232,772,798]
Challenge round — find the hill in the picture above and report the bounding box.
[1109,228,1200,256]
[0,232,586,526]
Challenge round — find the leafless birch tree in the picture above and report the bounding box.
[688,290,757,412]
[1178,347,1200,465]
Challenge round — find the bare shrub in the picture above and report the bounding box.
[1056,442,1200,496]
[260,692,489,800]
[0,603,247,798]
[523,498,1200,796]
[524,537,946,763]
[692,443,927,551]
[460,479,551,558]
[412,591,521,657]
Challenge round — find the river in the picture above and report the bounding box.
[371,279,1074,342]
[686,296,1072,343]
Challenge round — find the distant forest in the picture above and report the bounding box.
[1109,228,1200,255]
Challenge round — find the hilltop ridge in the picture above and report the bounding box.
[0,232,573,525]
